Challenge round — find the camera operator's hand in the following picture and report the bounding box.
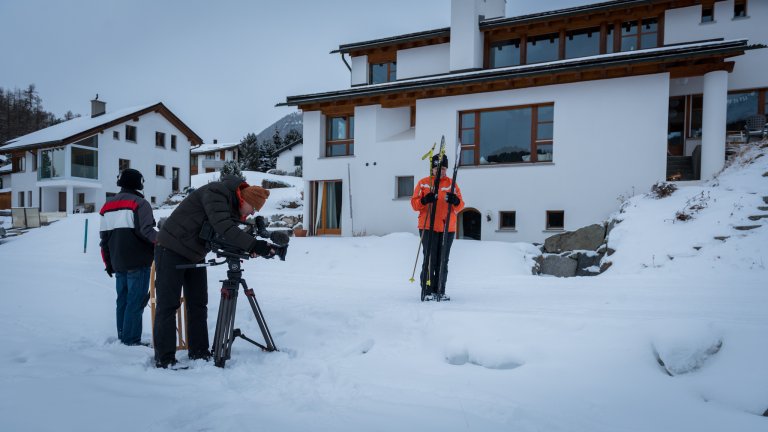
[249,239,276,259]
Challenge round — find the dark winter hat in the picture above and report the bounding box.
[431,154,448,168]
[117,168,144,190]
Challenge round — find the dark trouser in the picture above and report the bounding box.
[419,230,455,295]
[153,246,210,364]
[114,267,151,345]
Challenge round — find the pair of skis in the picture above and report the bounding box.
[412,135,461,302]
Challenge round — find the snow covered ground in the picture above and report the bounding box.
[0,146,766,432]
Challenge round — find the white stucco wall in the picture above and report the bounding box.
[9,111,191,213]
[275,144,303,174]
[450,0,484,71]
[351,55,368,86]
[397,44,451,80]
[664,0,768,90]
[302,73,670,242]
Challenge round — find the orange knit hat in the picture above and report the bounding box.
[241,186,270,211]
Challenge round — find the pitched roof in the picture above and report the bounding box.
[0,102,203,152]
[191,141,240,154]
[272,137,303,157]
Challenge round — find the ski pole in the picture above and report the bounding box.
[409,142,436,282]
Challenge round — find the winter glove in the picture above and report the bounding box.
[105,265,114,278]
[445,192,460,206]
[250,239,276,258]
[420,192,437,205]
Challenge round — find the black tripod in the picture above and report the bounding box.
[182,249,277,368]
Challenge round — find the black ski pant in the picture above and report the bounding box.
[419,230,455,295]
[153,245,210,364]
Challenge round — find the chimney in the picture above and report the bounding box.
[450,0,506,72]
[90,94,106,118]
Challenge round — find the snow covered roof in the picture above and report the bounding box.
[283,39,750,107]
[0,163,11,174]
[191,141,240,154]
[272,137,303,157]
[0,102,203,152]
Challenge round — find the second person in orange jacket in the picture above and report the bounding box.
[411,154,464,300]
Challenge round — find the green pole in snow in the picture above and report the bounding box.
[83,219,88,253]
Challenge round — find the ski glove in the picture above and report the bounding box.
[105,265,114,278]
[445,192,460,206]
[250,239,275,258]
[420,192,437,205]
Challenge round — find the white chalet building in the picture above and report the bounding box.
[0,99,202,214]
[273,137,304,175]
[190,140,240,175]
[283,0,767,242]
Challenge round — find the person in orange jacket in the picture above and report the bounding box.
[411,154,464,300]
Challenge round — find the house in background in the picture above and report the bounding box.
[0,98,202,214]
[0,156,11,209]
[273,137,303,174]
[190,140,239,175]
[283,0,766,242]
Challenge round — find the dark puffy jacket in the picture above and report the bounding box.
[157,175,269,262]
[99,189,157,272]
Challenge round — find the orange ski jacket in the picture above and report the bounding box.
[410,175,465,233]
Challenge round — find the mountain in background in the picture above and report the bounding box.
[255,111,302,143]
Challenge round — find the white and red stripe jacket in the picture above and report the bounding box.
[99,189,157,272]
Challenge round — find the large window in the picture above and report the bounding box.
[71,136,98,179]
[727,90,759,131]
[489,39,521,68]
[40,147,65,179]
[565,27,600,59]
[370,62,396,84]
[459,103,554,166]
[326,115,354,157]
[620,18,658,52]
[526,33,559,64]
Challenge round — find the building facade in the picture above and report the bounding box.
[285,0,766,242]
[190,140,240,175]
[1,100,202,214]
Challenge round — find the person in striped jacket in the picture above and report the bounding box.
[99,168,157,346]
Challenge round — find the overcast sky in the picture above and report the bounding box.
[0,0,596,144]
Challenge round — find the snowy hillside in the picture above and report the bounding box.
[0,149,766,432]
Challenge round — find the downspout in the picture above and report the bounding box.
[339,52,352,72]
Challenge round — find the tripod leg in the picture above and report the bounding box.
[241,280,277,352]
[212,281,239,367]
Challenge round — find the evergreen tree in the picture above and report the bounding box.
[220,160,245,181]
[0,84,71,145]
[238,133,259,171]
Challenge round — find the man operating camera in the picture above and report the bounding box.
[153,175,277,369]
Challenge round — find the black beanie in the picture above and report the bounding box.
[431,154,448,168]
[117,168,144,190]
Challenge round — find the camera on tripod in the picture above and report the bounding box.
[199,216,289,261]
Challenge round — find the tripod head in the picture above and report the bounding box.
[200,217,290,261]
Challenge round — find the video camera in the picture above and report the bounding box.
[200,215,289,261]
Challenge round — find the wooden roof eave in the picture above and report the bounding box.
[294,53,741,114]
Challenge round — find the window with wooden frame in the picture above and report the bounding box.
[734,0,747,18]
[156,164,166,177]
[458,103,554,166]
[113,130,119,140]
[499,211,516,230]
[171,135,177,150]
[565,27,601,59]
[370,61,397,84]
[546,210,565,230]
[119,159,131,171]
[11,154,25,173]
[155,132,166,148]
[526,32,559,64]
[620,18,659,51]
[18,191,25,207]
[489,39,522,68]
[326,115,354,157]
[701,2,715,22]
[125,125,137,142]
[396,176,414,199]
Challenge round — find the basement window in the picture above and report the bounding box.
[546,210,565,230]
